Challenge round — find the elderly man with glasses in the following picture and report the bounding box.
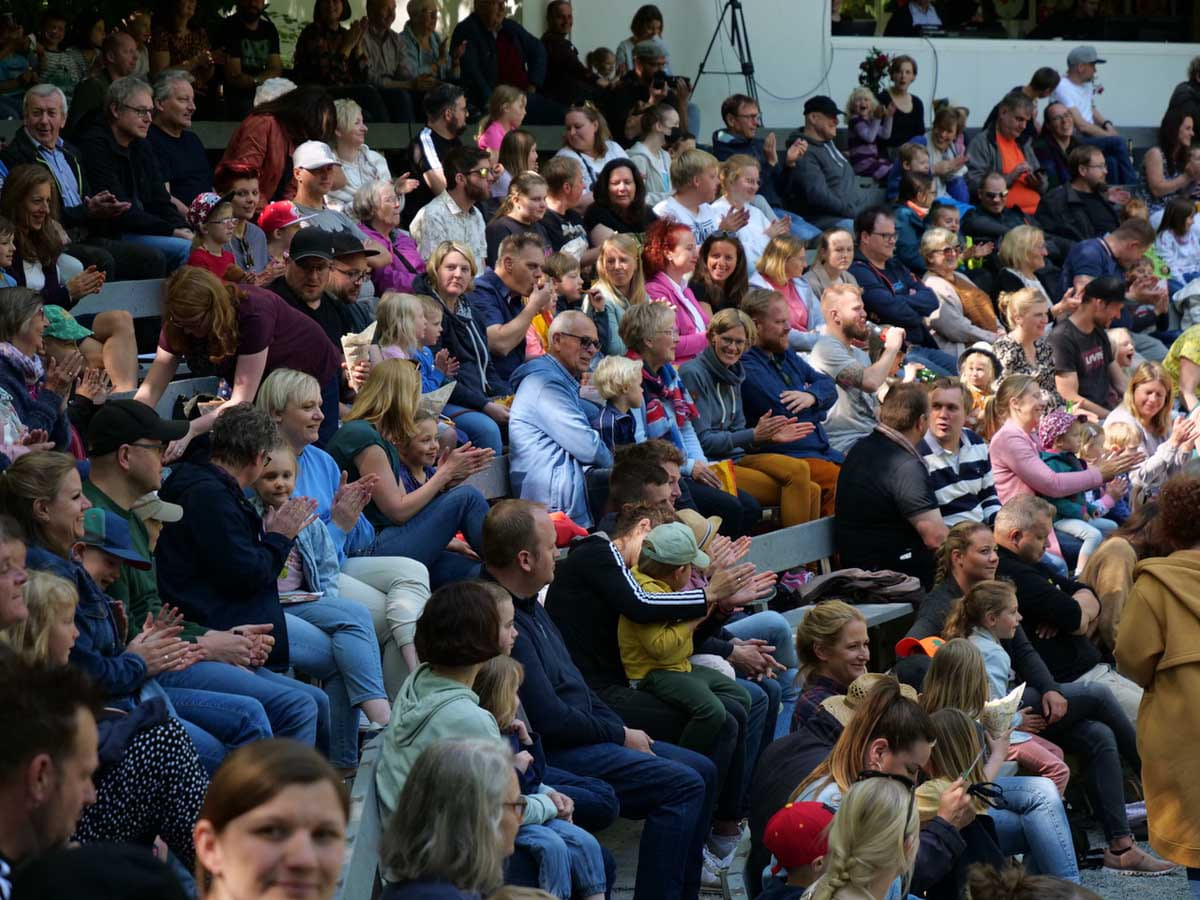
[508,309,611,528]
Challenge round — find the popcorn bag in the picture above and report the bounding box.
[341,322,382,390]
[979,682,1026,738]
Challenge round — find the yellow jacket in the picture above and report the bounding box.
[1115,549,1200,868]
[618,569,697,681]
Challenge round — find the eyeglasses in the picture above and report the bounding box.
[470,167,493,179]
[559,332,601,350]
[296,259,331,273]
[656,328,680,337]
[121,104,154,120]
[333,266,370,283]
[857,770,917,829]
[982,190,1008,199]
[211,217,238,226]
[1085,162,1107,170]
[716,335,747,350]
[939,245,962,256]
[871,230,899,242]
[127,441,165,457]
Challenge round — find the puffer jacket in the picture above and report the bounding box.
[679,345,755,461]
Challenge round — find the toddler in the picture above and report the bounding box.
[1097,421,1141,511]
[259,201,314,262]
[525,253,581,357]
[845,86,893,181]
[474,655,606,900]
[759,801,833,899]
[590,355,642,450]
[958,347,998,430]
[945,580,1070,795]
[375,291,425,361]
[586,47,616,82]
[186,193,241,281]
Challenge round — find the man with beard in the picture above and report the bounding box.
[268,227,356,351]
[404,83,468,227]
[220,0,284,119]
[147,71,211,212]
[1040,145,1124,244]
[410,145,491,266]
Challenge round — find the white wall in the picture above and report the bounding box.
[565,1,1200,134]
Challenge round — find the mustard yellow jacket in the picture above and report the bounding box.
[618,569,697,681]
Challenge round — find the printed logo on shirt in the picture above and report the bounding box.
[1081,344,1106,374]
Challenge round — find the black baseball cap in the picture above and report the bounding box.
[87,400,188,457]
[330,229,381,258]
[804,96,843,118]
[288,226,337,262]
[1083,274,1127,304]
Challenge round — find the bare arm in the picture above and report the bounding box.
[133,347,182,408]
[353,444,451,525]
[1068,105,1107,138]
[1073,588,1101,635]
[423,168,447,196]
[1179,357,1200,411]
[910,509,950,550]
[1054,371,1110,417]
[485,307,542,356]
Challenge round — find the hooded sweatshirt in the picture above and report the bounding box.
[1115,550,1200,868]
[414,273,510,411]
[508,353,613,529]
[679,345,755,461]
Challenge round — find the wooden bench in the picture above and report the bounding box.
[335,735,384,900]
[744,516,836,575]
[463,453,512,500]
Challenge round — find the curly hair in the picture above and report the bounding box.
[1159,471,1200,550]
[641,217,693,277]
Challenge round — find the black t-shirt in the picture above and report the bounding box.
[1048,317,1115,409]
[602,73,681,148]
[268,277,351,350]
[405,127,463,228]
[582,201,657,238]
[221,14,281,74]
[541,207,587,252]
[484,215,549,267]
[1077,190,1121,236]
[834,429,940,587]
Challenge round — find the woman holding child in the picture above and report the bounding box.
[1103,362,1198,498]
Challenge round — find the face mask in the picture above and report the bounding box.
[666,126,683,144]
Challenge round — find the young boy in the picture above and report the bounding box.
[620,522,751,755]
[758,801,834,899]
[541,157,593,262]
[886,141,931,201]
[653,148,746,244]
[591,355,642,450]
[259,200,315,263]
[216,163,274,279]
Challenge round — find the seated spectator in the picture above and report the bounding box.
[1106,361,1197,493]
[1052,46,1136,186]
[712,93,807,215]
[147,70,210,211]
[0,288,76,450]
[509,310,611,528]
[541,0,608,106]
[74,15,107,80]
[1163,324,1200,412]
[219,0,285,120]
[849,206,954,373]
[748,234,824,353]
[475,84,527,166]
[540,157,592,260]
[1155,196,1200,304]
[802,227,858,298]
[405,83,468,225]
[214,163,275,277]
[68,31,138,139]
[221,86,336,215]
[630,103,678,205]
[680,307,822,526]
[485,173,550,267]
[259,199,313,263]
[688,232,749,314]
[918,376,1001,525]
[410,145,489,265]
[788,95,879,231]
[266,227,355,349]
[591,355,641,451]
[490,126,538,202]
[584,158,657,246]
[996,226,1069,318]
[604,37,690,146]
[1050,275,1131,416]
[452,0,555,123]
[32,11,88,103]
[194,741,348,899]
[326,359,491,586]
[380,739,521,900]
[966,92,1046,215]
[711,155,791,270]
[293,0,388,124]
[353,180,424,296]
[619,301,761,537]
[185,192,239,280]
[1041,146,1123,246]
[894,171,934,274]
[834,380,947,586]
[993,287,1068,410]
[356,0,421,124]
[924,106,969,203]
[329,99,406,214]
[554,103,627,193]
[962,172,1045,252]
[1035,101,1084,190]
[150,0,217,109]
[78,76,192,270]
[921,228,1003,359]
[1168,55,1200,124]
[469,231,552,382]
[590,233,645,355]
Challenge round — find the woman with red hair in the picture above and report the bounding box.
[643,218,711,365]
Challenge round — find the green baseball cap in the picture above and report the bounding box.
[43,305,93,341]
[641,522,710,568]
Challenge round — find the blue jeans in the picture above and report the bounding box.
[122,233,192,269]
[162,685,272,775]
[772,206,821,242]
[990,775,1081,882]
[1054,515,1118,571]
[445,403,504,453]
[285,612,366,768]
[724,610,800,740]
[365,485,489,587]
[1041,551,1069,577]
[1080,133,1136,186]
[905,345,957,376]
[543,766,620,833]
[285,594,387,764]
[515,818,609,898]
[547,740,717,900]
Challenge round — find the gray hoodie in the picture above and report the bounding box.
[679,345,756,461]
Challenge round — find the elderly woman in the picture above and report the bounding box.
[749,234,824,352]
[353,181,425,295]
[0,289,79,453]
[997,225,1076,321]
[992,287,1068,411]
[397,0,462,88]
[921,227,1003,359]
[1104,362,1198,498]
[679,308,820,527]
[619,300,762,537]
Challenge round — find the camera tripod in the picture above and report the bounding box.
[694,0,759,106]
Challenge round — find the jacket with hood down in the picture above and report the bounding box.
[508,353,612,529]
[1115,550,1200,868]
[375,663,558,824]
[679,345,756,461]
[157,461,291,669]
[740,346,842,462]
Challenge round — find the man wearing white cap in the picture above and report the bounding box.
[291,140,390,274]
[1051,46,1136,185]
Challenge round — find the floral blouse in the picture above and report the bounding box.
[294,23,368,86]
[993,334,1066,410]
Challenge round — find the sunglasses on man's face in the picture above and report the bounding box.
[983,190,1008,200]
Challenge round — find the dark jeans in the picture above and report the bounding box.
[1080,133,1137,186]
[366,484,489,586]
[543,765,620,832]
[684,477,762,538]
[67,238,167,281]
[328,84,389,123]
[547,740,717,900]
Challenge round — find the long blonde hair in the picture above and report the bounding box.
[0,569,77,663]
[755,234,806,287]
[980,374,1038,440]
[920,638,990,719]
[473,655,523,729]
[925,707,986,783]
[1122,361,1174,438]
[795,600,867,682]
[344,358,421,443]
[806,776,919,900]
[596,233,647,309]
[477,84,525,141]
[375,292,426,356]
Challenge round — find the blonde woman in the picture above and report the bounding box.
[329,98,413,212]
[709,154,790,268]
[997,226,1079,322]
[921,227,1003,359]
[790,600,869,731]
[325,359,493,586]
[554,103,626,191]
[748,234,824,351]
[992,288,1067,411]
[591,233,647,355]
[1103,361,1198,496]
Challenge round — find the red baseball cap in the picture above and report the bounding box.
[258,201,316,235]
[764,802,835,874]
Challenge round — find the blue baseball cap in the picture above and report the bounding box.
[80,508,151,570]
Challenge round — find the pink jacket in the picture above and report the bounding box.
[645,271,711,365]
[990,419,1103,504]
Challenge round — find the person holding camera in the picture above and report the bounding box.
[603,37,691,146]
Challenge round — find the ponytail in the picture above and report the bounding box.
[490,171,548,224]
[933,521,990,588]
[944,579,1017,641]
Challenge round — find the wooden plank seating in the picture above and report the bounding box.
[464,453,512,500]
[744,516,836,575]
[335,735,384,900]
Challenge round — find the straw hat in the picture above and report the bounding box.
[820,672,918,728]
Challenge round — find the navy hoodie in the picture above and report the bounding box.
[157,460,291,668]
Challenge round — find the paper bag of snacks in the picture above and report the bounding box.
[341,322,380,390]
[979,682,1025,738]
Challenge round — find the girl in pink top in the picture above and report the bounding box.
[477,85,528,158]
[643,218,710,365]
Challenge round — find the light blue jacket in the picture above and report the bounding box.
[509,354,612,528]
[295,444,375,563]
[970,626,1021,730]
[250,495,342,597]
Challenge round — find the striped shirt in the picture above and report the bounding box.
[917,427,1001,525]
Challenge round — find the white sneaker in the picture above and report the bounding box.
[700,848,724,890]
[706,832,740,866]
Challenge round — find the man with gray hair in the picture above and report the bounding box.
[148,70,212,210]
[966,91,1047,209]
[79,76,192,269]
[508,309,611,527]
[68,30,139,139]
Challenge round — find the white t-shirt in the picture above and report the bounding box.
[553,141,629,190]
[709,197,775,269]
[1052,77,1096,124]
[653,196,720,245]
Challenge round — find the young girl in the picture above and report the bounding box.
[627,102,677,205]
[493,128,539,202]
[486,172,550,267]
[251,443,392,771]
[958,347,999,431]
[586,46,616,82]
[0,215,18,287]
[186,193,241,281]
[845,86,893,182]
[474,655,607,900]
[1038,411,1119,574]
[943,582,1071,795]
[710,155,789,270]
[375,291,426,361]
[34,11,88,102]
[0,18,34,120]
[1154,196,1200,325]
[478,85,528,162]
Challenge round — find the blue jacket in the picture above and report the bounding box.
[451,12,546,109]
[27,544,147,702]
[157,461,291,668]
[509,354,612,529]
[416,273,510,410]
[0,354,70,450]
[295,443,374,563]
[848,252,940,347]
[894,204,927,274]
[250,495,342,597]
[466,268,527,384]
[592,403,635,451]
[739,346,842,463]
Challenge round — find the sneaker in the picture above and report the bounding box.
[1102,844,1177,876]
[706,832,740,866]
[1125,801,1147,827]
[700,848,724,890]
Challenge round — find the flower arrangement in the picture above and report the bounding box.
[859,47,892,96]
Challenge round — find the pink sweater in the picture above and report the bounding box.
[645,270,711,365]
[990,419,1103,504]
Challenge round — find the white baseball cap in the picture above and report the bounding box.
[293,141,341,170]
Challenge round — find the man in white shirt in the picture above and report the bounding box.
[1051,46,1136,185]
[652,147,746,244]
[410,145,491,267]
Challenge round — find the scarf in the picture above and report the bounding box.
[0,341,44,387]
[641,362,698,431]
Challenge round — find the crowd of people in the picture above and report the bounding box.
[4,3,1200,900]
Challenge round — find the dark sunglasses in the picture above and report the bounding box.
[559,332,601,350]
